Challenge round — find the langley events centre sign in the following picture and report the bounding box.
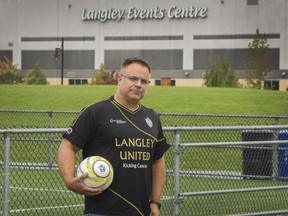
[81,6,208,22]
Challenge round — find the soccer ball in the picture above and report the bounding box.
[77,156,114,191]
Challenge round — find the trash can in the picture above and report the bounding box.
[277,130,288,180]
[241,130,274,179]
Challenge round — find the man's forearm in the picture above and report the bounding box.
[58,139,78,186]
[151,157,166,201]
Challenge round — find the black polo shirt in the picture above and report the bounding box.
[63,96,170,216]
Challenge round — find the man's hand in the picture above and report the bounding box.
[150,203,160,216]
[64,172,102,196]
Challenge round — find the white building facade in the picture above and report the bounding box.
[0,0,287,90]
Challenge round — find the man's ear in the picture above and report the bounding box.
[117,74,122,84]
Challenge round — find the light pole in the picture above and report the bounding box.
[54,37,64,85]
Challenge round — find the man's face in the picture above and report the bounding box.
[118,62,151,104]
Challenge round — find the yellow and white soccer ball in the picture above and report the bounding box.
[77,156,114,191]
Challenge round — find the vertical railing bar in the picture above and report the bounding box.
[274,116,279,125]
[2,132,11,216]
[48,111,53,128]
[173,129,181,216]
[48,111,53,167]
[274,117,279,179]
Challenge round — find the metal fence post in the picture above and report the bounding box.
[173,129,182,216]
[48,111,53,167]
[48,111,53,128]
[2,132,11,216]
[274,116,279,125]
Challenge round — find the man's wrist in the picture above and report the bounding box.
[149,199,161,209]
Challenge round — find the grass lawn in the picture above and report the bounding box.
[1,85,288,215]
[0,85,288,115]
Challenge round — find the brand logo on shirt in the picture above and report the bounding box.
[110,119,127,124]
[145,118,153,128]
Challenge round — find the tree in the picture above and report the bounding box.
[91,63,118,85]
[0,56,23,84]
[91,63,105,84]
[245,29,272,89]
[23,63,48,85]
[204,55,238,87]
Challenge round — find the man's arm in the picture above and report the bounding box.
[57,138,102,196]
[150,156,166,216]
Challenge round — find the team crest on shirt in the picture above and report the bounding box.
[145,118,153,128]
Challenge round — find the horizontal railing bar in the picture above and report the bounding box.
[1,110,288,119]
[0,162,59,170]
[181,140,287,147]
[163,125,288,131]
[0,125,288,134]
[0,109,79,114]
[0,128,67,134]
[230,209,288,216]
[180,185,288,197]
[159,112,288,119]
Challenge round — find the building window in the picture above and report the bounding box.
[155,80,161,86]
[247,0,258,5]
[264,80,279,90]
[69,79,88,85]
[171,80,176,86]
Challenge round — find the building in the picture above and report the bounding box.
[0,0,287,90]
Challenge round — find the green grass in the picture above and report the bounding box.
[4,167,84,215]
[0,85,288,115]
[1,85,288,215]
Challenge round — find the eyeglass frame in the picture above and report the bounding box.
[120,74,151,85]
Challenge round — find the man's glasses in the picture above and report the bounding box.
[120,74,150,85]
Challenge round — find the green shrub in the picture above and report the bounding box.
[91,63,118,85]
[23,63,48,85]
[0,56,23,84]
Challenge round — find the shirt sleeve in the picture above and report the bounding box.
[153,118,171,160]
[62,106,94,149]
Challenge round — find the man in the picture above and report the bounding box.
[58,57,170,216]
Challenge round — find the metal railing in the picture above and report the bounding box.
[168,125,288,216]
[1,110,288,129]
[1,125,288,215]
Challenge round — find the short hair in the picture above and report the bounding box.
[121,57,151,73]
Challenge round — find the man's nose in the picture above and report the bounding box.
[135,79,142,85]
